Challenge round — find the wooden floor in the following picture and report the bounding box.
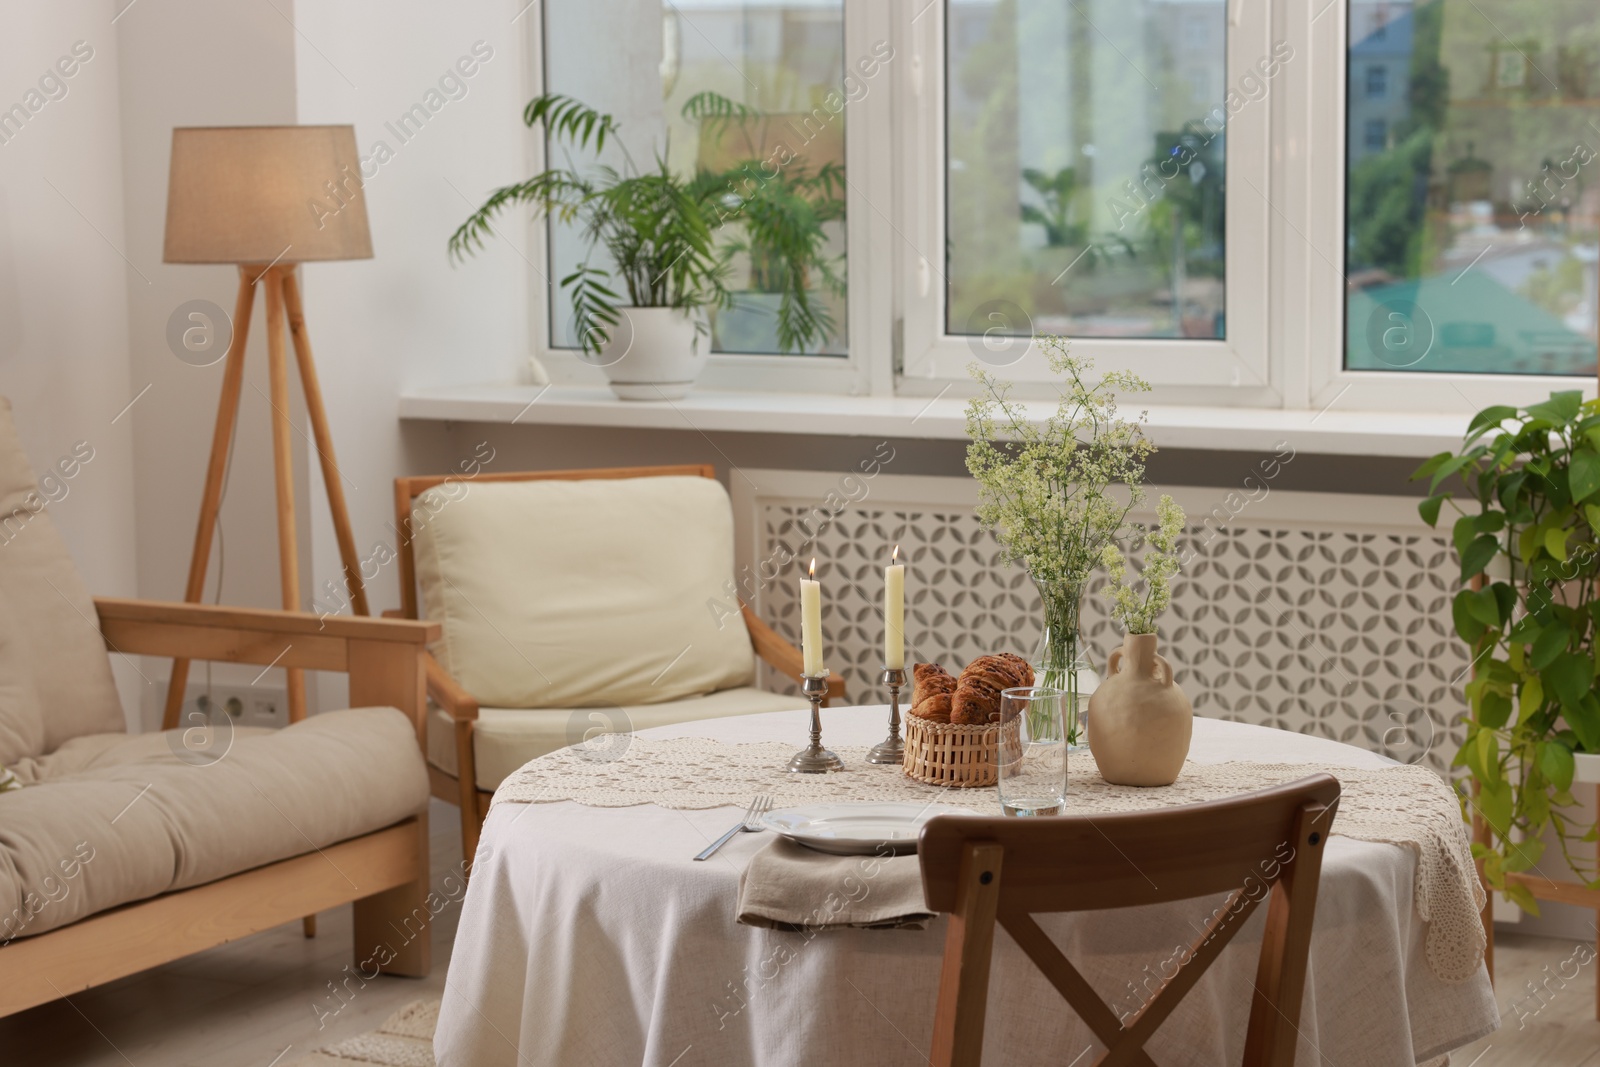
[1454,932,1600,1065]
[2,803,1597,1065]
[0,799,464,1067]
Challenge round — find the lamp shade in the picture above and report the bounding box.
[163,125,373,264]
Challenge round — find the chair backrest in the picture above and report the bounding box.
[393,464,758,708]
[918,774,1341,1067]
[0,399,124,760]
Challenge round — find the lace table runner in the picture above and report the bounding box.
[493,738,1486,983]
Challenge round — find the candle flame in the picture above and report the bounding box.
[808,557,816,579]
[891,544,900,564]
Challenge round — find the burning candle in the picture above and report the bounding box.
[800,558,824,677]
[884,545,905,670]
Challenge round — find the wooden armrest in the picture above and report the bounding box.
[425,652,479,722]
[740,603,847,704]
[96,598,438,644]
[383,610,478,724]
[96,598,437,745]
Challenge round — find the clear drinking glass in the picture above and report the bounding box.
[997,687,1068,817]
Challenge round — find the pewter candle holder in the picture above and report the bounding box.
[866,666,907,765]
[787,674,843,773]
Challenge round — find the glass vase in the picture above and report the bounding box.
[1029,576,1097,748]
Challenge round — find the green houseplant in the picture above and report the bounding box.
[965,338,1156,743]
[680,91,846,355]
[450,91,846,393]
[1415,390,1600,911]
[450,94,728,398]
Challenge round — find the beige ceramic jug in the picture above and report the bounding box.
[1087,632,1192,786]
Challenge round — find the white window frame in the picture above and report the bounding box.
[519,1,1596,416]
[894,0,1277,403]
[521,0,886,397]
[1293,0,1594,416]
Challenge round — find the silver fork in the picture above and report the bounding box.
[694,795,773,861]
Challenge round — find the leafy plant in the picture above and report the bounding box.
[449,90,847,357]
[682,91,846,353]
[1018,166,1133,269]
[1415,390,1600,912]
[965,338,1154,589]
[1020,166,1089,248]
[449,94,729,356]
[967,338,1157,743]
[1100,495,1186,634]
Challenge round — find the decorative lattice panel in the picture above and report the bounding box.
[758,504,1468,775]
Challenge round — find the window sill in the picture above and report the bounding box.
[398,383,1469,458]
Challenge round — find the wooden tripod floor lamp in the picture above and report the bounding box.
[161,125,373,729]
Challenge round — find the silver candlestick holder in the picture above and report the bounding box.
[866,666,907,765]
[787,674,844,773]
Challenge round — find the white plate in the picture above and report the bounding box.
[761,802,978,856]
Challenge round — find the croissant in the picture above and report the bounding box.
[951,654,1035,725]
[910,663,956,722]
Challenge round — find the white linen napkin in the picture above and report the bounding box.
[735,837,934,931]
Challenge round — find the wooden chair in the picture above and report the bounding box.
[392,464,845,865]
[0,600,438,1018]
[919,774,1341,1066]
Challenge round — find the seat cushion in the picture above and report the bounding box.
[429,687,808,791]
[0,707,428,941]
[411,475,756,709]
[0,398,124,749]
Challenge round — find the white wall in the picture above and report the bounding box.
[0,2,140,725]
[291,0,531,697]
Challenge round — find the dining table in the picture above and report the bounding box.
[434,705,1499,1067]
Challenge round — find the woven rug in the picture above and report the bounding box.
[284,999,437,1066]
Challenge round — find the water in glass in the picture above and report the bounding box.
[997,687,1068,817]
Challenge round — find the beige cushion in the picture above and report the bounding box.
[429,687,808,791]
[0,590,44,766]
[0,707,428,940]
[0,398,124,749]
[412,475,756,708]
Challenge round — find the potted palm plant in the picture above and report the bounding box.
[680,91,846,355]
[450,95,729,399]
[451,92,846,397]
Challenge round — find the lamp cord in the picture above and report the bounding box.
[201,384,241,717]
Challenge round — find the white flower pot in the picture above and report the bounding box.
[590,306,705,401]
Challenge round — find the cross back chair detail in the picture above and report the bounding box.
[919,774,1342,1066]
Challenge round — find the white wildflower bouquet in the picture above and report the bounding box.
[965,338,1155,590]
[1100,494,1185,634]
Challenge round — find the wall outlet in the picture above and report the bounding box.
[172,683,287,730]
[244,694,281,727]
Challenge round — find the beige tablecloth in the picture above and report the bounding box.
[436,708,1499,1067]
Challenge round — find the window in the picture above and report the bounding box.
[1364,63,1386,98]
[542,1,849,358]
[523,2,1600,410]
[1344,0,1600,376]
[944,0,1228,342]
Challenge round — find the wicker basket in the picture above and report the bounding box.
[902,715,1021,788]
